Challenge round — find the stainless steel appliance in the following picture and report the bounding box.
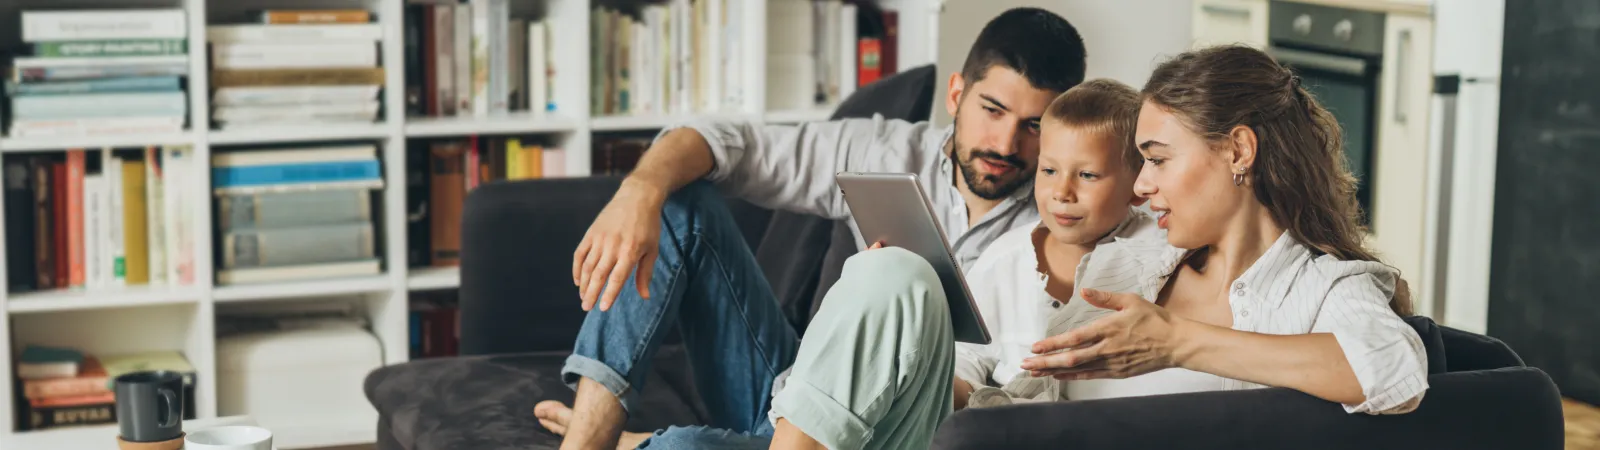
[1267,1,1386,225]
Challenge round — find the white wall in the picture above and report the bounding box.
[933,0,1194,126]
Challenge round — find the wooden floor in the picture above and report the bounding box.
[1569,398,1600,450]
[306,399,1600,450]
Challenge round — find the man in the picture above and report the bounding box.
[540,8,1088,450]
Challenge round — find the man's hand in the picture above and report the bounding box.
[573,180,668,312]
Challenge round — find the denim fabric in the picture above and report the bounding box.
[562,181,798,446]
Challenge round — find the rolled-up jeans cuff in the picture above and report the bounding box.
[562,354,641,414]
[770,377,873,450]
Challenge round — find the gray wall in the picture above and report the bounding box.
[933,0,1194,126]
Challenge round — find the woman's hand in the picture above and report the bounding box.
[1021,288,1190,380]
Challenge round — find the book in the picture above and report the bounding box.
[10,91,188,120]
[210,42,379,69]
[123,158,150,284]
[212,145,377,167]
[213,85,380,107]
[217,189,373,230]
[22,357,109,399]
[34,161,55,289]
[26,401,115,430]
[31,39,188,58]
[21,9,188,41]
[429,142,466,266]
[7,76,182,96]
[66,150,86,288]
[211,160,382,190]
[11,62,189,83]
[146,147,167,285]
[258,9,372,24]
[17,346,83,380]
[220,222,377,269]
[207,24,383,43]
[5,160,37,292]
[8,116,185,138]
[107,151,127,286]
[217,258,379,284]
[211,68,386,87]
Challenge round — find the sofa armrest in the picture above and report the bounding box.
[457,176,774,356]
[931,367,1563,450]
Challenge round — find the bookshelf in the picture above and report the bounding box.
[0,0,941,448]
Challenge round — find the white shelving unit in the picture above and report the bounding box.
[0,0,939,447]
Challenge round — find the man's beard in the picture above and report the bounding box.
[951,128,1030,201]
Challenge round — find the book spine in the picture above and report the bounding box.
[453,4,472,114]
[12,55,189,69]
[123,159,149,285]
[210,42,378,70]
[12,92,188,120]
[259,10,371,24]
[4,160,37,292]
[27,402,116,430]
[22,9,187,41]
[23,376,111,399]
[66,151,86,288]
[211,85,380,107]
[52,163,68,288]
[429,143,466,266]
[14,63,188,83]
[165,146,193,285]
[146,147,167,285]
[10,76,182,96]
[108,153,126,286]
[221,222,376,268]
[84,175,103,288]
[33,162,54,289]
[31,39,188,58]
[469,0,490,116]
[487,0,509,114]
[206,24,383,42]
[433,5,456,116]
[10,117,185,138]
[210,68,386,87]
[217,189,371,230]
[211,161,382,188]
[211,101,379,123]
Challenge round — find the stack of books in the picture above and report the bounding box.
[16,346,197,431]
[405,0,555,118]
[212,144,383,285]
[6,9,189,138]
[2,147,198,293]
[207,10,384,130]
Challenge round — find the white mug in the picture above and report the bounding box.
[184,425,273,450]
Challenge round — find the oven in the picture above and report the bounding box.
[1266,1,1386,226]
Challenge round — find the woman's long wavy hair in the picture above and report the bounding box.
[1142,45,1413,316]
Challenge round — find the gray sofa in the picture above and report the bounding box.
[363,64,1566,449]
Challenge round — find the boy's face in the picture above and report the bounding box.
[1034,122,1143,246]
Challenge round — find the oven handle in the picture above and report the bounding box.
[1268,47,1369,77]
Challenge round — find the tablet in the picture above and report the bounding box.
[836,172,993,345]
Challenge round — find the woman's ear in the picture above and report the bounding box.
[1228,124,1259,171]
[946,73,966,118]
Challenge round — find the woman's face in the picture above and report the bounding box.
[1132,100,1252,249]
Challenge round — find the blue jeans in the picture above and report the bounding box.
[562,182,954,450]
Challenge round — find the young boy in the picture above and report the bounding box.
[952,78,1162,408]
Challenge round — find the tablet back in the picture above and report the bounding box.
[835,172,993,345]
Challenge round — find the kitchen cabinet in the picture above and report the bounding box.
[1370,11,1434,306]
[1191,0,1269,48]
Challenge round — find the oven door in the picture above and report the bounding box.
[1268,46,1382,225]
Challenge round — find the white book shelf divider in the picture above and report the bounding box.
[0,0,937,447]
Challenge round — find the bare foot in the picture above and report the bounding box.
[536,400,652,450]
[535,400,574,435]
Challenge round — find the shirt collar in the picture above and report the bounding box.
[1231,231,1313,308]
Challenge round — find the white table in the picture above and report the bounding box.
[0,416,278,450]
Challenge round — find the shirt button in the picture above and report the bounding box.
[1240,309,1251,318]
[1233,281,1248,296]
[1050,300,1062,309]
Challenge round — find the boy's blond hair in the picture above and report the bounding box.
[1042,78,1143,172]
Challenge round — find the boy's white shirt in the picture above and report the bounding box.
[955,207,1163,407]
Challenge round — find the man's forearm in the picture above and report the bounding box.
[623,127,716,199]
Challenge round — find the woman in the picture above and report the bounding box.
[1021,44,1428,415]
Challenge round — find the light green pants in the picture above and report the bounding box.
[770,247,956,450]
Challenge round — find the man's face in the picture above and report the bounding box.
[945,66,1060,200]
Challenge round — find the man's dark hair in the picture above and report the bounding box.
[960,7,1087,94]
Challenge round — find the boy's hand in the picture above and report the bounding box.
[867,240,886,250]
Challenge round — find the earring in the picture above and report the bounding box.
[1232,167,1247,186]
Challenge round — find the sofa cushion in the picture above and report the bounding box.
[364,349,708,450]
